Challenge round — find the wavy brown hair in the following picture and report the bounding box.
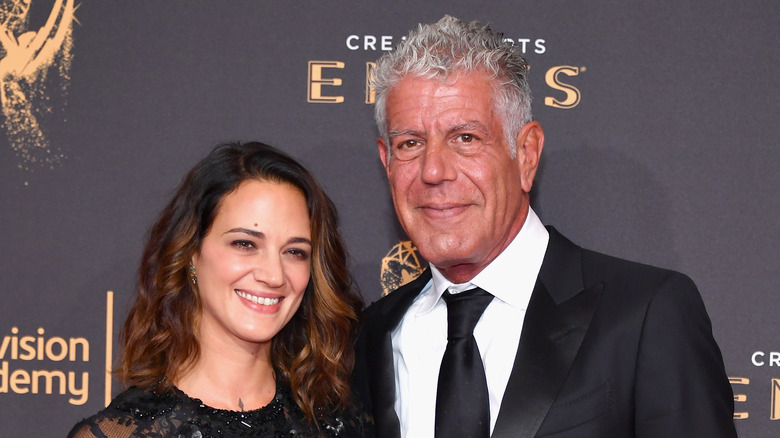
[117,141,363,423]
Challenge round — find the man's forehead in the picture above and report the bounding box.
[387,118,490,138]
[386,78,497,131]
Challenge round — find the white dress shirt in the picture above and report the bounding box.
[391,208,549,437]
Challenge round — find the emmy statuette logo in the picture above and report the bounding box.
[380,240,424,296]
[0,0,75,171]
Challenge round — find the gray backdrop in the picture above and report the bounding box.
[0,1,777,436]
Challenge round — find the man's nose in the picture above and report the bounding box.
[420,139,457,184]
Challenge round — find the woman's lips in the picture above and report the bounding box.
[234,289,282,306]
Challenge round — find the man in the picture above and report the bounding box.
[354,15,736,438]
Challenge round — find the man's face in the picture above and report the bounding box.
[378,72,543,283]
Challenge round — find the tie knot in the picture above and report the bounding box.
[442,287,494,340]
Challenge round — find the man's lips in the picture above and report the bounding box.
[418,203,470,219]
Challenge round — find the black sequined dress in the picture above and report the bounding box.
[68,383,365,438]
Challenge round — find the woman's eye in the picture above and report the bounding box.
[232,240,255,250]
[286,248,310,260]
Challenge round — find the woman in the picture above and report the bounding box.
[69,142,366,437]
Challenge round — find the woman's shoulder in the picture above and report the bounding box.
[233,381,368,438]
[66,386,182,438]
[322,394,375,438]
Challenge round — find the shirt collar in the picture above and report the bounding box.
[416,208,549,314]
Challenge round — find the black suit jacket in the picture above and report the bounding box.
[354,227,736,437]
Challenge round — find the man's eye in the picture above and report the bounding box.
[458,134,475,142]
[397,140,420,149]
[391,139,425,161]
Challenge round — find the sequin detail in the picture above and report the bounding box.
[68,384,356,438]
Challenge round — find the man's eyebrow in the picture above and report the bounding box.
[448,121,488,135]
[389,122,488,137]
[388,129,421,138]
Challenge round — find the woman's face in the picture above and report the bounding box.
[192,179,312,351]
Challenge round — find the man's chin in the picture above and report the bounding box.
[416,245,475,269]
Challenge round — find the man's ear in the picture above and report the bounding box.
[378,137,391,177]
[515,121,544,193]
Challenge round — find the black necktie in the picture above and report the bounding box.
[434,287,494,438]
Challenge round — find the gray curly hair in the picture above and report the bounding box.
[372,15,533,158]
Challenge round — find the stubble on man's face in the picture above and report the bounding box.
[378,72,531,283]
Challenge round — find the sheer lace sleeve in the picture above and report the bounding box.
[68,415,137,438]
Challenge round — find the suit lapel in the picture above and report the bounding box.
[367,269,432,438]
[492,228,603,438]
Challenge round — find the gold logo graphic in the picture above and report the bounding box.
[730,376,749,420]
[307,61,344,103]
[364,61,375,104]
[380,240,424,296]
[544,65,582,109]
[0,0,76,170]
[308,61,584,109]
[772,378,780,421]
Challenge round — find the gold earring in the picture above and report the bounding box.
[188,263,197,285]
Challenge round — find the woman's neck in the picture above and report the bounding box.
[175,334,277,411]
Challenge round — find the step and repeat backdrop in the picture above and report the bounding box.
[0,1,777,436]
